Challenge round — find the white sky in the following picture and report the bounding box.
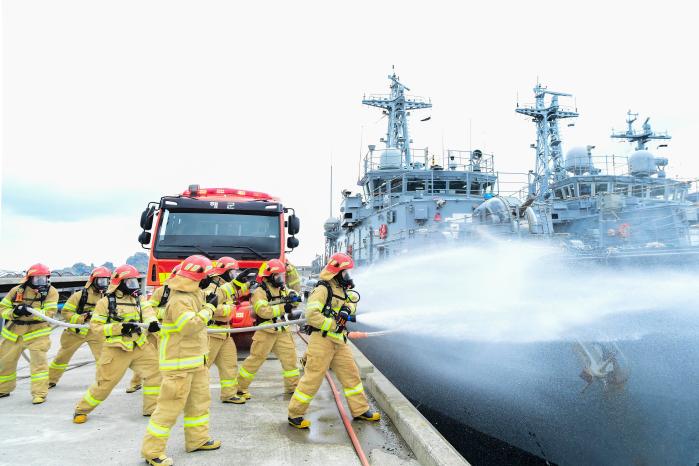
[2,0,698,270]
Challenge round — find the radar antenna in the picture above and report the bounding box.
[610,110,671,150]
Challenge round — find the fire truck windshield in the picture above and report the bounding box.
[153,210,281,260]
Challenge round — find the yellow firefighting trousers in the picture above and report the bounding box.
[141,365,211,458]
[49,329,103,385]
[238,330,299,393]
[74,343,161,415]
[288,332,368,418]
[0,330,51,397]
[207,335,238,399]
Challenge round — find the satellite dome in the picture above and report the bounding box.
[629,150,657,177]
[564,146,594,175]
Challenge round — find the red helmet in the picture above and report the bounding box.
[178,255,214,281]
[25,263,51,278]
[258,259,285,278]
[211,257,239,276]
[325,253,354,275]
[87,266,111,289]
[111,264,140,286]
[171,263,182,275]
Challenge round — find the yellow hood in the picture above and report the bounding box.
[167,275,201,293]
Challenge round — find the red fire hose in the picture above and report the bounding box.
[297,332,370,466]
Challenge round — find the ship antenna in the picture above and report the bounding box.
[329,155,333,217]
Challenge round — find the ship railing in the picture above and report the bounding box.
[362,93,431,105]
[440,149,496,174]
[493,171,531,201]
[517,102,578,114]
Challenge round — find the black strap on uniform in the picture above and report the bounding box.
[159,285,171,308]
[106,293,117,323]
[311,280,348,338]
[77,288,89,313]
[255,281,279,327]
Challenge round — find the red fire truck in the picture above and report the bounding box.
[137,184,300,343]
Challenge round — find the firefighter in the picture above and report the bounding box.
[285,260,302,293]
[48,266,111,388]
[205,257,249,404]
[0,263,58,404]
[287,253,380,429]
[142,255,221,465]
[73,264,161,423]
[237,259,300,400]
[127,263,181,394]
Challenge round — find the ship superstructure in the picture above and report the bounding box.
[324,71,540,266]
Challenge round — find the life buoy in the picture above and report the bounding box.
[379,224,388,239]
[618,223,631,238]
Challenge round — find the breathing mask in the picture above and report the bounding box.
[337,270,354,289]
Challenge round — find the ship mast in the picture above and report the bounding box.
[362,67,431,167]
[610,110,671,150]
[516,83,578,199]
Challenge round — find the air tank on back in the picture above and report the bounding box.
[565,146,595,175]
[628,150,657,177]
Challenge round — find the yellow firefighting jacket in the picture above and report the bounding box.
[1,284,58,343]
[304,270,356,345]
[285,262,302,293]
[158,275,214,371]
[90,284,157,352]
[251,281,294,334]
[61,286,104,337]
[141,284,169,322]
[204,276,247,340]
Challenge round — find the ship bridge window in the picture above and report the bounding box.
[595,183,609,195]
[614,183,629,195]
[407,178,426,192]
[578,183,592,197]
[632,185,648,198]
[390,178,403,193]
[431,180,447,193]
[554,188,564,199]
[451,182,468,195]
[564,184,577,198]
[650,186,667,199]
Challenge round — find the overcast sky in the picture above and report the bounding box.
[2,0,698,271]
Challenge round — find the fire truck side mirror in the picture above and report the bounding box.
[287,236,299,249]
[138,231,152,245]
[140,206,155,230]
[287,214,300,236]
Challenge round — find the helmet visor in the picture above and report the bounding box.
[271,273,285,287]
[31,276,49,287]
[123,278,140,291]
[94,277,110,289]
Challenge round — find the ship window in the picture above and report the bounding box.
[614,183,629,195]
[579,183,592,196]
[632,185,647,198]
[390,178,402,193]
[650,186,666,198]
[407,178,426,192]
[431,180,447,193]
[452,182,468,195]
[595,183,609,195]
[554,189,564,199]
[566,184,577,198]
[470,182,482,195]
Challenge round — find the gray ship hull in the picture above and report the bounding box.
[354,307,699,466]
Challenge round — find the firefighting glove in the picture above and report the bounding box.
[206,293,219,308]
[235,269,256,283]
[13,304,31,317]
[147,321,160,333]
[284,302,294,314]
[288,290,301,303]
[121,322,139,336]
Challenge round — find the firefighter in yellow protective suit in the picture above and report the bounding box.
[73,264,162,423]
[0,263,58,404]
[285,260,302,293]
[237,259,300,399]
[48,266,111,388]
[288,253,380,428]
[127,263,181,394]
[205,257,252,404]
[142,255,221,466]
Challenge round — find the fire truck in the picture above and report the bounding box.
[137,184,300,344]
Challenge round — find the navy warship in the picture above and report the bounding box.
[326,73,699,466]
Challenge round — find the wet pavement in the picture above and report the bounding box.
[0,329,419,465]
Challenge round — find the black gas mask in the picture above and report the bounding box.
[198,276,213,290]
[336,270,354,289]
[93,277,109,293]
[118,278,141,297]
[269,273,285,288]
[28,275,50,294]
